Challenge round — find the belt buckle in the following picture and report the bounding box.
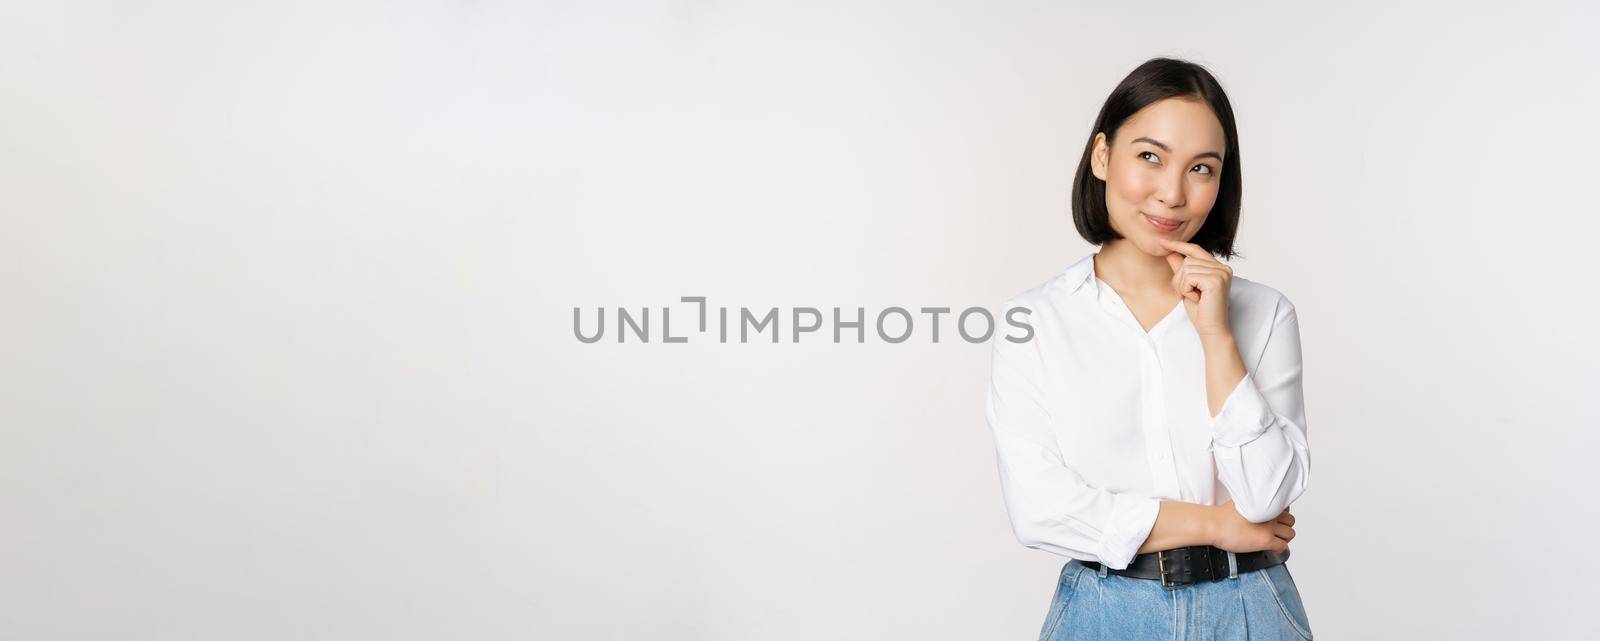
[1156,550,1195,590]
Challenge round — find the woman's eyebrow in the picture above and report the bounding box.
[1131,136,1223,161]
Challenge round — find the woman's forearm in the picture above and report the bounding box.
[1200,333,1247,418]
[1136,500,1217,554]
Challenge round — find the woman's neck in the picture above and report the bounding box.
[1093,239,1176,297]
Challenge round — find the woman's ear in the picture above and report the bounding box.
[1090,132,1110,181]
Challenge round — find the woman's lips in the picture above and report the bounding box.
[1143,213,1181,232]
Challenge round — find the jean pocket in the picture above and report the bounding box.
[1257,563,1314,641]
[1038,561,1087,641]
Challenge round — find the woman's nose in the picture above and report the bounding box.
[1154,168,1187,208]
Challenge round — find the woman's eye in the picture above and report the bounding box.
[1138,151,1160,163]
[1191,164,1214,175]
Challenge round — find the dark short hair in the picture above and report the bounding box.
[1071,57,1243,259]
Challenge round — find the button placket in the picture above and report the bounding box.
[1139,338,1183,499]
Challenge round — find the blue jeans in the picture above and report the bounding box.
[1037,558,1314,641]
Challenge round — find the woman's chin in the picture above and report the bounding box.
[1137,236,1171,256]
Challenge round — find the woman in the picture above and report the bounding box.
[984,58,1313,640]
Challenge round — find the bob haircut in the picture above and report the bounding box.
[1071,57,1243,259]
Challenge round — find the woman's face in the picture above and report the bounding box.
[1090,96,1227,256]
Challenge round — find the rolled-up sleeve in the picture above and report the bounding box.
[1205,299,1311,523]
[985,303,1160,569]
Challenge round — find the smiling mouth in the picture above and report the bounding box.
[1142,212,1182,229]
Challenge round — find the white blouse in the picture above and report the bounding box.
[984,252,1310,570]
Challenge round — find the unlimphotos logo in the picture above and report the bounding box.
[574,297,1034,344]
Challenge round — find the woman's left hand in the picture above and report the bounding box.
[1157,238,1234,340]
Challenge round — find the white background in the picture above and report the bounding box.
[4,1,1598,639]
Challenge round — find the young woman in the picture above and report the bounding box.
[984,58,1313,640]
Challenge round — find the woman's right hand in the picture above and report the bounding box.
[1209,500,1295,553]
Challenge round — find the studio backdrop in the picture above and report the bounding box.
[3,1,1597,640]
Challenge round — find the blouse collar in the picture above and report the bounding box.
[1063,253,1100,297]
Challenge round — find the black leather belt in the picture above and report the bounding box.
[1081,546,1290,590]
